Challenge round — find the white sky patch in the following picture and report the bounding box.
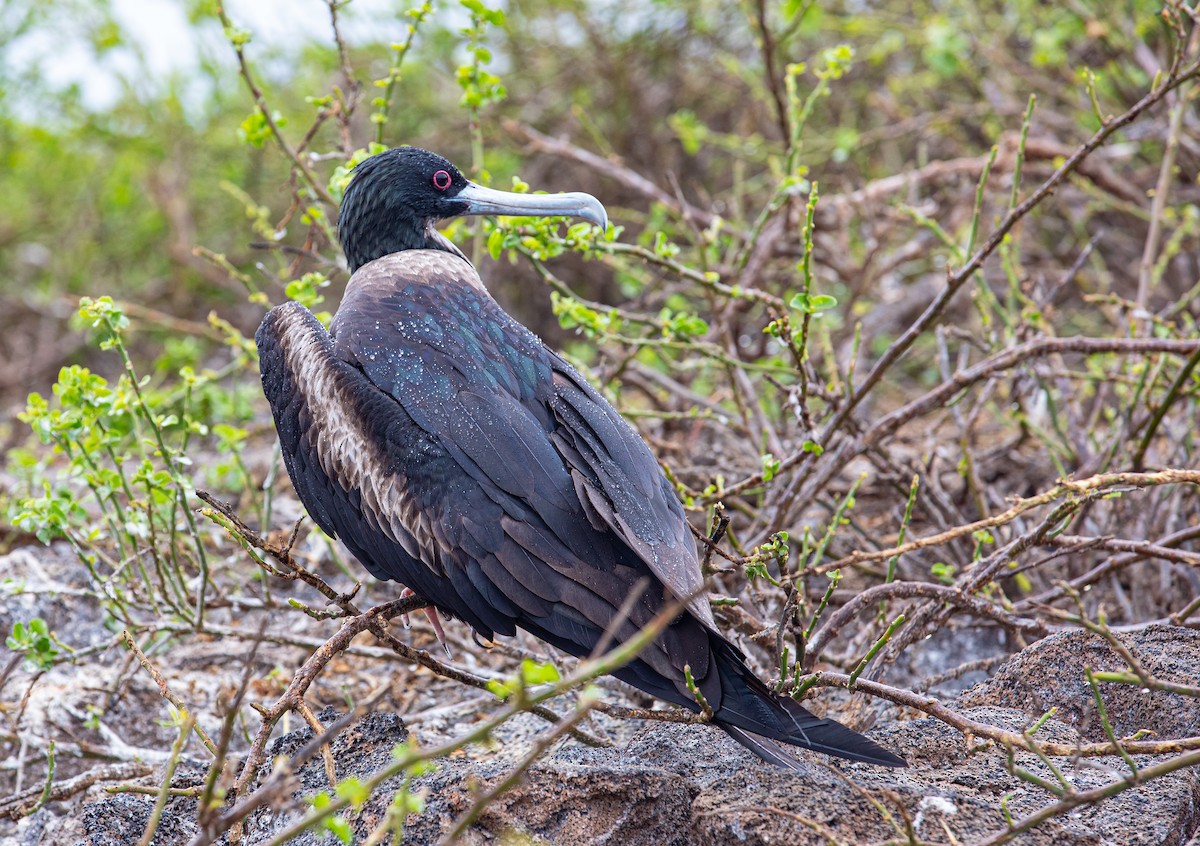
[3,0,398,114]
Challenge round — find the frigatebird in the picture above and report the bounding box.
[256,146,905,770]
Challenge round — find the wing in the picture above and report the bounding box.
[546,354,715,627]
[257,298,508,637]
[330,253,711,625]
[262,251,720,708]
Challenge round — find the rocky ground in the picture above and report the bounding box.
[2,544,1199,845]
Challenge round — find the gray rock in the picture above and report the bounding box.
[957,624,1200,741]
[80,793,200,846]
[0,544,111,654]
[219,706,410,845]
[40,625,1200,844]
[405,756,695,846]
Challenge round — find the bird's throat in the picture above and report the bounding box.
[342,217,466,273]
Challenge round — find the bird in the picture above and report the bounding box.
[255,146,905,771]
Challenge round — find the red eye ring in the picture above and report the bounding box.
[432,170,452,191]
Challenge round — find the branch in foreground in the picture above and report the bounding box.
[805,671,1200,758]
[228,596,426,799]
[974,746,1200,846]
[245,588,690,845]
[0,762,154,822]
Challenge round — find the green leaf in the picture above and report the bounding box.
[485,679,514,700]
[335,777,370,808]
[285,273,330,310]
[487,227,505,261]
[789,292,838,314]
[7,617,60,670]
[238,110,284,148]
[326,816,353,844]
[931,562,957,585]
[520,659,560,686]
[653,231,680,259]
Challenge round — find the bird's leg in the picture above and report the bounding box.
[399,587,452,659]
[399,586,415,628]
[423,607,452,660]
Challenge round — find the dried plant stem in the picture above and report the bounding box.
[1134,28,1198,323]
[214,5,336,207]
[974,746,1200,845]
[257,594,686,844]
[806,582,1047,669]
[809,671,1200,757]
[814,469,1200,576]
[713,52,1200,503]
[136,717,194,846]
[0,763,155,821]
[439,690,601,844]
[832,54,1200,434]
[120,631,218,757]
[228,596,424,798]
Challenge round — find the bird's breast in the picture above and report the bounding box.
[333,251,553,409]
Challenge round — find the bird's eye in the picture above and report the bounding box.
[432,170,452,191]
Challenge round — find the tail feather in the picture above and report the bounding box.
[712,642,906,769]
[721,726,807,772]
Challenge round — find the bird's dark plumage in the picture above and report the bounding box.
[257,146,905,770]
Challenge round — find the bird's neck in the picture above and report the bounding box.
[423,225,469,264]
[342,219,468,273]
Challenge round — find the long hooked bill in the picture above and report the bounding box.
[457,182,608,230]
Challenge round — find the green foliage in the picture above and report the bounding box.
[789,292,838,315]
[372,3,436,141]
[6,618,60,671]
[239,110,285,148]
[286,272,332,324]
[8,291,257,625]
[9,487,86,546]
[744,532,789,585]
[923,18,970,77]
[334,776,370,809]
[551,292,620,338]
[456,0,508,110]
[931,562,958,585]
[484,202,611,266]
[485,658,562,700]
[309,791,354,844]
[657,308,708,340]
[760,453,782,483]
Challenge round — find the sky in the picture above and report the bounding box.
[4,0,398,114]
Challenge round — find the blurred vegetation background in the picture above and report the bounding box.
[2,0,1185,409]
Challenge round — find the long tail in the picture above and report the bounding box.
[711,641,906,769]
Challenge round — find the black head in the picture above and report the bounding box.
[338,148,470,272]
[338,146,607,273]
